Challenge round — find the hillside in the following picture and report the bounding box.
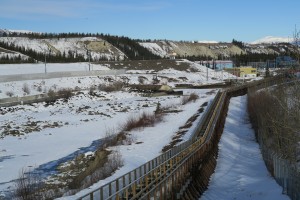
[0,31,299,64]
[0,37,126,62]
[139,40,298,60]
[140,41,244,59]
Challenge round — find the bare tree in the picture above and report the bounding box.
[293,25,300,65]
[14,168,45,200]
[248,83,300,163]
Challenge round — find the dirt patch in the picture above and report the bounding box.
[1,120,63,137]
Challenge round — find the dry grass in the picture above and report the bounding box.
[120,111,162,132]
[14,168,50,200]
[181,93,199,105]
[98,81,124,92]
[56,88,73,99]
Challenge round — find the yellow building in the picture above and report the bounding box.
[225,67,257,78]
[239,67,257,78]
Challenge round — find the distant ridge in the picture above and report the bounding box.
[251,36,291,44]
[0,29,35,36]
[197,40,219,44]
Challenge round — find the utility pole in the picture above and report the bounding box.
[86,49,91,71]
[44,48,51,74]
[206,62,208,82]
[85,44,91,71]
[44,49,47,74]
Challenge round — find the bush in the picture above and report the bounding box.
[47,89,56,100]
[98,81,124,92]
[22,83,30,95]
[89,85,96,95]
[68,149,123,191]
[120,111,161,132]
[6,91,14,97]
[248,85,300,163]
[37,86,42,92]
[181,93,199,105]
[57,88,73,99]
[14,168,48,200]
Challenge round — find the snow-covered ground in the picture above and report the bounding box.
[0,63,109,76]
[0,87,216,198]
[0,62,224,198]
[0,62,235,99]
[200,95,290,200]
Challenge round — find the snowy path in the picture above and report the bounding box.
[200,95,290,200]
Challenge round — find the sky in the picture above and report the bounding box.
[0,0,300,42]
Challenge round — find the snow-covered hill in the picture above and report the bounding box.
[139,37,299,59]
[0,37,126,61]
[251,36,291,44]
[0,31,298,62]
[139,41,243,59]
[0,29,35,36]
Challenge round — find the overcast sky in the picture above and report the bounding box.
[0,0,299,42]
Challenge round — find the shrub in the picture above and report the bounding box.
[6,91,14,97]
[74,86,81,91]
[57,88,73,99]
[98,81,124,92]
[37,86,42,92]
[14,168,48,200]
[47,89,56,99]
[68,149,123,191]
[120,111,162,132]
[89,85,96,95]
[248,85,300,163]
[181,92,199,105]
[22,83,30,95]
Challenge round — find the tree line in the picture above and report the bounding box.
[0,54,35,64]
[0,41,87,63]
[101,34,161,60]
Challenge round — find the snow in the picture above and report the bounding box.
[200,95,290,200]
[251,36,291,44]
[8,29,35,34]
[0,87,215,198]
[0,63,110,75]
[138,42,168,57]
[0,62,224,198]
[197,40,219,43]
[0,61,283,199]
[0,37,125,61]
[0,62,236,99]
[56,89,215,199]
